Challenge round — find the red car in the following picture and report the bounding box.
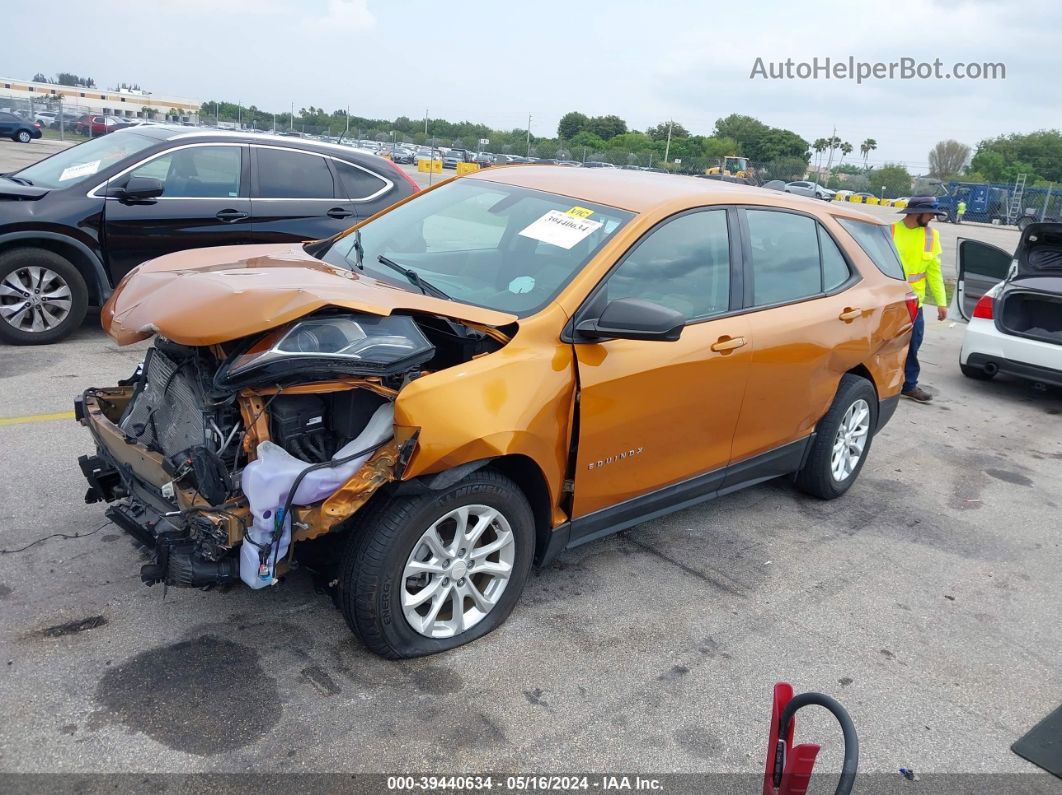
[75,115,121,136]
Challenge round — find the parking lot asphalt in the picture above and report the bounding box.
[1,141,1060,780]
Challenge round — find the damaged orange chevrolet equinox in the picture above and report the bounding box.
[76,167,915,658]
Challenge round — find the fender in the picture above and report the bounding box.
[0,230,111,302]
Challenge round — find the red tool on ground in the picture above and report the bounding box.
[763,682,859,795]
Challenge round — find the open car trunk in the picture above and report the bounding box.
[998,283,1062,345]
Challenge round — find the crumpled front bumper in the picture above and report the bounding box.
[75,387,245,584]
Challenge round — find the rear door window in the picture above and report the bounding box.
[256,148,335,199]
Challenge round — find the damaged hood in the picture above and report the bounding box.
[102,243,517,346]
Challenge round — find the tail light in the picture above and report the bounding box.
[972,293,994,319]
[904,293,919,323]
[386,160,421,194]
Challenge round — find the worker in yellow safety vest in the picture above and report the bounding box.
[892,196,948,403]
[956,199,966,224]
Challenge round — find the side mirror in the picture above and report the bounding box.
[112,175,164,203]
[576,298,685,342]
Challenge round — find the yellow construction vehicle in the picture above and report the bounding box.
[706,155,750,178]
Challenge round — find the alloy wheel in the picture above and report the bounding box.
[0,266,74,333]
[401,504,516,638]
[831,398,870,481]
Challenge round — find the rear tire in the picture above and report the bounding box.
[960,362,995,380]
[0,248,89,345]
[337,469,535,659]
[15,130,32,143]
[795,374,878,500]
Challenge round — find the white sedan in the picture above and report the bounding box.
[955,222,1062,387]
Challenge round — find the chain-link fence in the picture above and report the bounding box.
[1,90,194,143]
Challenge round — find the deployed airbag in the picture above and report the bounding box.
[239,401,394,588]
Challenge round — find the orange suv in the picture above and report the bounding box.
[76,167,915,658]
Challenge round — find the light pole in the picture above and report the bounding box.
[526,113,532,157]
[663,119,674,164]
[881,185,886,201]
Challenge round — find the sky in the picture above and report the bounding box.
[1,0,1058,172]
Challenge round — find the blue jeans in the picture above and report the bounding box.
[904,309,925,392]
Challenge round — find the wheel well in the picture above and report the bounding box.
[845,364,878,398]
[0,238,105,305]
[486,454,553,562]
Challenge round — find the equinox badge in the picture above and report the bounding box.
[588,447,644,471]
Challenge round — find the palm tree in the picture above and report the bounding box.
[823,135,843,177]
[813,138,829,175]
[860,138,877,168]
[839,141,853,166]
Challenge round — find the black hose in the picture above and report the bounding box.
[264,437,394,575]
[777,692,859,795]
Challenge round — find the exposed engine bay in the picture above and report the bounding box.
[76,310,507,591]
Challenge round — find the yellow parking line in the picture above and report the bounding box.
[0,411,76,426]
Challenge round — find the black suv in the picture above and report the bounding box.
[0,126,419,344]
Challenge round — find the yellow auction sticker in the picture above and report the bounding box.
[565,206,594,219]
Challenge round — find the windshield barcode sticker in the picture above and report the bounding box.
[59,160,101,181]
[518,210,603,250]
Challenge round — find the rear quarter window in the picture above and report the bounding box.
[333,159,388,200]
[836,217,905,280]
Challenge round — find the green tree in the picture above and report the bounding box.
[812,138,829,172]
[588,114,627,140]
[969,129,1062,183]
[713,114,770,149]
[838,141,853,166]
[646,120,690,141]
[608,131,653,151]
[569,130,608,152]
[859,138,877,167]
[762,157,810,182]
[557,111,590,139]
[867,163,912,198]
[757,127,811,162]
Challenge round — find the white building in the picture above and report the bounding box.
[0,76,200,122]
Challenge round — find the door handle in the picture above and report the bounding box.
[216,209,248,222]
[710,335,746,353]
[838,307,863,322]
[327,207,355,219]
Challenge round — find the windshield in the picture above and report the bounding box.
[320,180,634,316]
[11,131,157,189]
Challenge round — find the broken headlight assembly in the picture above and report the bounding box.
[214,313,435,387]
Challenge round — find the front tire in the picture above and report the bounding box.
[795,374,878,500]
[338,469,535,658]
[0,248,89,345]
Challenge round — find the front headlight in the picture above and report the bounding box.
[216,314,434,387]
